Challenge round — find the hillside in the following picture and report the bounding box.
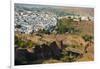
[15,3,94,16]
[14,3,94,65]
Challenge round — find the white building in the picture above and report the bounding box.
[15,11,57,34]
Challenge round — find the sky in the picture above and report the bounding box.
[13,0,95,8]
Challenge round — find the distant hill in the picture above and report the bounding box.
[61,7,94,16]
[15,3,94,17]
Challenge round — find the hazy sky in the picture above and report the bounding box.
[13,0,95,8]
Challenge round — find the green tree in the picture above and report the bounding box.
[57,18,74,34]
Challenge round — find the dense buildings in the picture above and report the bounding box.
[15,11,57,34]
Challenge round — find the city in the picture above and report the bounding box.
[14,3,94,65]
